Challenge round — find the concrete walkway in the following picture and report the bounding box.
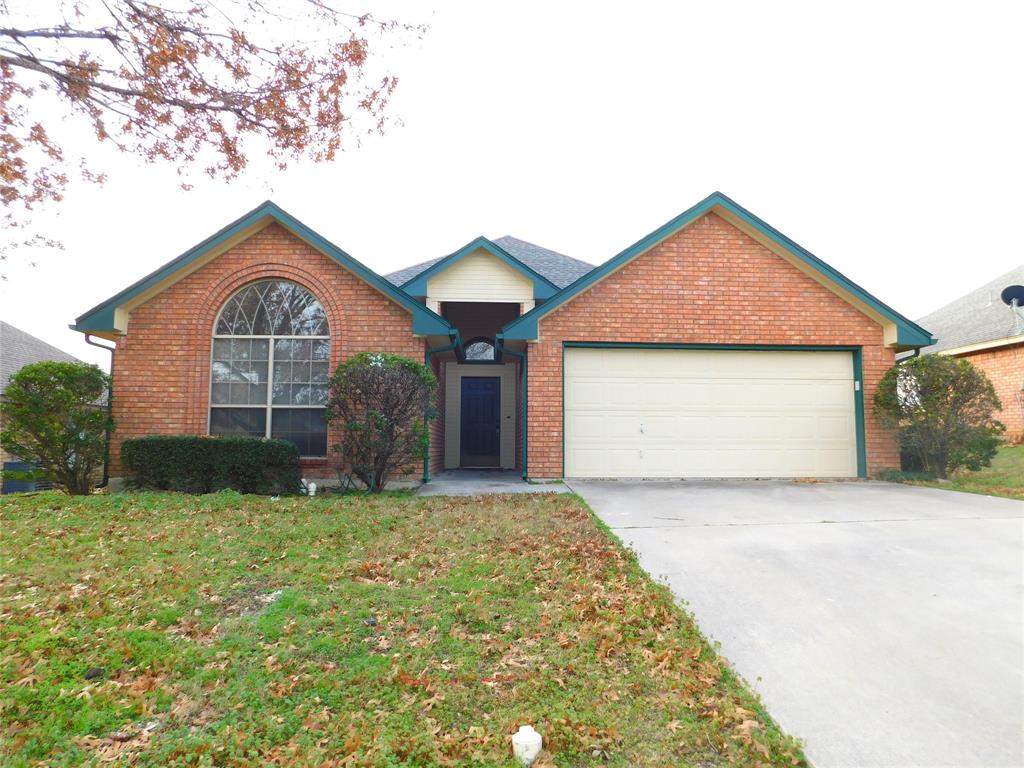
[417,470,570,497]
[570,479,1024,768]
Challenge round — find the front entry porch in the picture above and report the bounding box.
[417,470,568,497]
[443,362,518,470]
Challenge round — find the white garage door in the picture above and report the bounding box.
[564,348,858,478]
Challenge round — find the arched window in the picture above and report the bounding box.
[210,280,330,456]
[464,337,496,362]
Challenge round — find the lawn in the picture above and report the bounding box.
[913,445,1024,500]
[0,491,805,767]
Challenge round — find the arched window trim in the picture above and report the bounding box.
[462,336,500,364]
[209,280,331,457]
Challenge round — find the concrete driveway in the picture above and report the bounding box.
[569,480,1024,768]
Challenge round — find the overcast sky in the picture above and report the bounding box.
[2,0,1022,369]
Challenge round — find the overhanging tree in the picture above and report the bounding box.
[0,360,113,494]
[326,352,436,492]
[874,355,1005,478]
[0,1,421,216]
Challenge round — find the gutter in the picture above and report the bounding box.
[83,333,116,488]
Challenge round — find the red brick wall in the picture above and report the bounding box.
[526,212,899,477]
[956,343,1024,440]
[109,223,422,477]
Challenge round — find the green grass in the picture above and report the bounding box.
[0,490,805,767]
[911,445,1024,500]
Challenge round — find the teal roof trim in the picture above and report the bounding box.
[401,237,560,300]
[74,200,452,337]
[501,191,934,348]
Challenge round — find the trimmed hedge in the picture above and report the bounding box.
[122,436,302,494]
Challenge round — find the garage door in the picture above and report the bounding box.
[564,348,859,478]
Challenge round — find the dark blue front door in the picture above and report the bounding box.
[461,377,500,467]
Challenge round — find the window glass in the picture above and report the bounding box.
[210,407,266,438]
[465,339,496,361]
[211,280,329,456]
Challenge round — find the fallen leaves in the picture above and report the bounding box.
[0,491,805,767]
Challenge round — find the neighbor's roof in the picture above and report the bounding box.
[918,264,1024,355]
[386,236,594,290]
[1,321,83,394]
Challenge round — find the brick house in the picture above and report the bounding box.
[915,265,1024,441]
[73,192,934,484]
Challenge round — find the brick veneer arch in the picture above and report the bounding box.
[108,223,423,477]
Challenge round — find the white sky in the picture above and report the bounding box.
[2,0,1022,370]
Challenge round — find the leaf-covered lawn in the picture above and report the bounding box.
[914,445,1024,500]
[1,491,805,767]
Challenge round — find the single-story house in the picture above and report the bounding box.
[72,192,934,484]
[915,265,1024,440]
[1,321,87,469]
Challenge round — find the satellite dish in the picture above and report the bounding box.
[1001,285,1024,306]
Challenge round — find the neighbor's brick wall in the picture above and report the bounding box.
[956,343,1024,440]
[109,223,422,477]
[527,212,899,477]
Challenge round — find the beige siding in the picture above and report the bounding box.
[444,363,517,469]
[564,348,857,478]
[427,250,533,304]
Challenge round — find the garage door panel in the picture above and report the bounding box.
[564,349,858,478]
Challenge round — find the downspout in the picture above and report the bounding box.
[422,329,461,484]
[84,334,115,488]
[495,333,528,480]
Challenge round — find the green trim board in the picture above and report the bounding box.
[73,200,452,338]
[560,342,868,479]
[503,192,934,349]
[401,237,559,300]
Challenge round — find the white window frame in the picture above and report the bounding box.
[208,281,331,458]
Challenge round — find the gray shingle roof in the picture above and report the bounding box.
[1,321,84,394]
[384,237,594,290]
[492,236,594,288]
[917,264,1024,354]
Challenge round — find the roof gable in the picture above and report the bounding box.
[400,237,560,299]
[386,237,592,290]
[500,192,934,349]
[73,201,452,339]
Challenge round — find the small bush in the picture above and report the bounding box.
[122,436,302,494]
[0,361,112,495]
[326,352,437,492]
[875,355,1005,478]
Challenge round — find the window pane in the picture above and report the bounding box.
[211,383,231,404]
[311,362,329,384]
[213,339,231,359]
[465,340,496,361]
[272,382,291,405]
[271,408,327,456]
[211,361,232,383]
[210,408,266,438]
[312,340,330,361]
[216,280,328,337]
[251,340,269,360]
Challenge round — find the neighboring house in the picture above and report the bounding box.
[72,192,934,484]
[915,265,1024,440]
[0,321,85,465]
